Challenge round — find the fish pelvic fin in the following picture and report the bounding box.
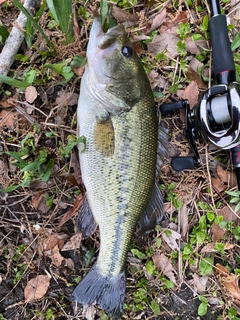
[156,124,169,173]
[76,195,98,237]
[72,264,126,319]
[138,181,164,234]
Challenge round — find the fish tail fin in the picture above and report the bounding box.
[72,264,126,319]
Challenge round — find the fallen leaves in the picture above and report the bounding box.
[215,263,240,311]
[0,109,16,129]
[182,81,199,109]
[58,193,83,227]
[192,273,208,293]
[211,165,237,193]
[201,242,235,253]
[24,274,51,302]
[148,33,180,58]
[162,229,181,251]
[23,228,82,303]
[25,86,38,104]
[153,253,177,284]
[211,205,239,241]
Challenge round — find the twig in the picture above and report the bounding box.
[0,0,41,86]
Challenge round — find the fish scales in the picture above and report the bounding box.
[79,77,157,277]
[72,17,168,319]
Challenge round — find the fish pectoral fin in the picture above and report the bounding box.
[76,195,98,237]
[93,116,115,157]
[137,181,164,234]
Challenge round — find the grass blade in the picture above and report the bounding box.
[46,0,74,43]
[13,0,54,49]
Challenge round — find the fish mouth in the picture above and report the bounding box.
[87,17,125,59]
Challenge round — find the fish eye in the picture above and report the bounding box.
[121,46,133,57]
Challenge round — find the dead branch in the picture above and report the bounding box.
[0,0,41,86]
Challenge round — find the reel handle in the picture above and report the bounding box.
[171,156,197,171]
[160,99,187,116]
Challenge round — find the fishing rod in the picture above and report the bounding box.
[160,0,240,189]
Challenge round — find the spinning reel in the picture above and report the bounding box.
[160,0,240,188]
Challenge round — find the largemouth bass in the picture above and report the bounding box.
[72,17,168,319]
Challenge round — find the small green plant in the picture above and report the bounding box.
[44,60,74,82]
[43,308,55,320]
[12,244,26,261]
[149,299,160,315]
[58,135,86,158]
[198,295,208,316]
[199,257,213,276]
[162,182,183,209]
[227,307,240,320]
[13,263,28,284]
[225,189,240,212]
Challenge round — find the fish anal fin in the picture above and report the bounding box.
[76,196,98,237]
[72,264,126,319]
[138,181,164,234]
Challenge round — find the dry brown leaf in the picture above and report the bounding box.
[215,263,240,301]
[201,242,235,253]
[144,9,167,34]
[31,192,49,213]
[111,5,138,26]
[72,65,85,77]
[153,253,177,284]
[211,205,239,241]
[25,86,38,104]
[61,233,82,251]
[211,177,227,192]
[45,233,68,251]
[193,273,208,293]
[148,70,169,90]
[189,57,203,73]
[185,67,207,90]
[58,194,83,227]
[0,99,15,107]
[50,244,65,267]
[173,10,188,24]
[186,38,207,55]
[162,229,181,251]
[0,110,16,129]
[218,205,239,222]
[24,274,51,302]
[217,165,237,188]
[148,33,180,58]
[183,81,199,109]
[211,223,225,241]
[180,203,188,238]
[56,91,79,107]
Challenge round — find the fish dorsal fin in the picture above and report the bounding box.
[137,181,164,234]
[156,124,169,173]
